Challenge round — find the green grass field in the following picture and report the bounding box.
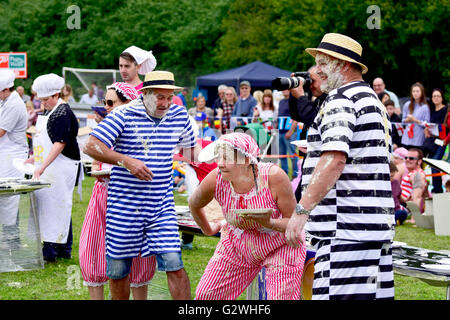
[0,176,449,300]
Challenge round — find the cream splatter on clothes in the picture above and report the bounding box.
[195,162,306,300]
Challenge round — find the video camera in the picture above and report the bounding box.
[271,72,312,93]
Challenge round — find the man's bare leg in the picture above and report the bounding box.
[166,268,191,300]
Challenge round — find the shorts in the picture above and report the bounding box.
[106,251,184,280]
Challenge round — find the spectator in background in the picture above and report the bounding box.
[253,89,276,123]
[195,112,217,142]
[212,84,227,117]
[252,90,263,109]
[384,99,401,122]
[401,82,430,151]
[277,89,298,179]
[61,84,76,104]
[423,88,448,193]
[79,88,99,105]
[177,87,188,107]
[392,147,409,183]
[443,94,450,158]
[172,94,184,106]
[373,77,401,113]
[445,180,450,192]
[31,89,44,115]
[16,86,31,103]
[384,99,401,149]
[377,91,391,104]
[389,161,409,225]
[232,81,257,118]
[400,148,428,213]
[188,95,214,126]
[26,100,37,128]
[217,86,237,134]
[288,65,327,201]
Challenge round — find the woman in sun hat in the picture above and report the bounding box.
[79,82,156,300]
[189,132,307,300]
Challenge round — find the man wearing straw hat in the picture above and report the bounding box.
[84,70,200,300]
[286,33,395,300]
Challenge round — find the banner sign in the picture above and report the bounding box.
[0,52,27,78]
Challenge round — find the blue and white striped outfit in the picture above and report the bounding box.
[302,81,395,300]
[90,98,196,259]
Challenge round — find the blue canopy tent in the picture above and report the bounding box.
[196,61,292,108]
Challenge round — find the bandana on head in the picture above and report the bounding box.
[107,82,139,100]
[215,132,260,164]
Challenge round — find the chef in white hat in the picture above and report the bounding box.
[27,73,81,262]
[119,46,157,91]
[0,69,28,248]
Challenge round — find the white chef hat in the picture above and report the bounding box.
[0,69,15,91]
[122,45,157,75]
[32,73,65,98]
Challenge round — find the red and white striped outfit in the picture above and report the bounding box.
[79,162,156,287]
[195,162,306,300]
[400,168,426,213]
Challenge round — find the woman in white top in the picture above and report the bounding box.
[252,89,277,125]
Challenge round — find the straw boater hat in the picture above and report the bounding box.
[140,71,183,91]
[305,33,368,74]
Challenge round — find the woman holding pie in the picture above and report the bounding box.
[189,132,306,300]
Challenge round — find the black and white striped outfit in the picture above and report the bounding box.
[302,81,395,300]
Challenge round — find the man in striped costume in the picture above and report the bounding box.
[286,33,395,300]
[84,71,200,300]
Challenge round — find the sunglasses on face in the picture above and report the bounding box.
[102,99,116,107]
[405,156,419,160]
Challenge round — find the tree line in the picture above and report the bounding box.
[1,0,448,99]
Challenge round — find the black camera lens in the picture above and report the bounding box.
[272,77,302,91]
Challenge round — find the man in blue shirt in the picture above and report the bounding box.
[231,81,257,118]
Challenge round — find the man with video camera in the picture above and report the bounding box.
[273,66,327,201]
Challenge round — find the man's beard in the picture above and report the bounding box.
[143,92,163,118]
[316,53,346,94]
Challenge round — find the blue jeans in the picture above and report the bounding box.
[395,210,409,225]
[106,251,184,280]
[278,132,298,177]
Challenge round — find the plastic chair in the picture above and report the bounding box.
[406,201,434,229]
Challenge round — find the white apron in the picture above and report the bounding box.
[32,102,79,243]
[0,96,28,225]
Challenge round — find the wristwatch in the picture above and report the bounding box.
[295,203,311,216]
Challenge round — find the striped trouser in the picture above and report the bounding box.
[79,181,157,287]
[311,239,394,300]
[195,228,306,300]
